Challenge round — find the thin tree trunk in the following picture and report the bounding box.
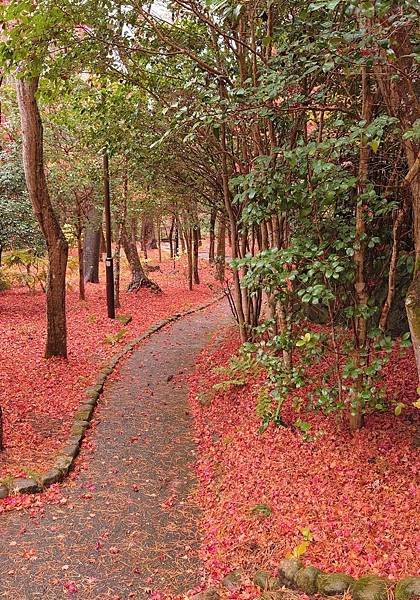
[209,207,216,263]
[169,216,175,258]
[76,205,85,301]
[215,215,226,282]
[114,239,121,309]
[184,226,193,291]
[193,224,200,284]
[157,217,162,263]
[219,81,246,341]
[350,65,374,431]
[379,193,410,331]
[114,161,128,309]
[16,76,68,359]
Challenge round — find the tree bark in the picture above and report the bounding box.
[16,77,68,359]
[169,216,175,259]
[379,193,410,332]
[350,65,374,431]
[184,225,193,291]
[193,224,200,284]
[209,207,216,263]
[219,81,246,341]
[157,217,162,263]
[121,225,160,293]
[83,206,101,283]
[215,215,226,282]
[76,204,85,301]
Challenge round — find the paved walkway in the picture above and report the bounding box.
[0,300,231,600]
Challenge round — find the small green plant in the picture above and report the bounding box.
[294,418,312,442]
[287,527,314,559]
[20,467,42,482]
[0,269,11,291]
[250,503,272,518]
[212,352,257,392]
[3,249,48,291]
[116,314,133,326]
[213,378,246,392]
[104,328,127,345]
[0,474,14,488]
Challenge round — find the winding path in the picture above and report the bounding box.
[0,299,231,599]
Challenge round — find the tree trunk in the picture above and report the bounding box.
[209,207,216,262]
[77,229,85,302]
[184,226,193,291]
[114,239,121,309]
[193,224,200,284]
[141,216,158,250]
[175,222,179,257]
[157,218,162,263]
[215,215,226,282]
[169,216,175,258]
[219,82,247,341]
[16,77,68,359]
[350,65,373,432]
[83,206,101,283]
[121,225,160,293]
[379,193,410,331]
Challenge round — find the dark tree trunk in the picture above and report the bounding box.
[193,225,200,284]
[209,207,216,263]
[142,216,158,250]
[114,161,128,309]
[157,218,162,262]
[184,226,193,291]
[121,225,160,293]
[77,230,85,301]
[17,77,68,359]
[174,222,179,256]
[215,215,226,282]
[83,206,101,283]
[114,238,121,309]
[169,216,175,259]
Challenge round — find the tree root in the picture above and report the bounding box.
[127,276,161,294]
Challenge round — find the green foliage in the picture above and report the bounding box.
[103,329,127,346]
[250,503,272,518]
[0,269,11,291]
[3,250,48,292]
[212,352,257,392]
[0,148,44,254]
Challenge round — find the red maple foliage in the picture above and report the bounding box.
[188,328,420,582]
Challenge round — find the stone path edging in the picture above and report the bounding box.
[0,293,226,500]
[254,558,420,600]
[191,561,419,600]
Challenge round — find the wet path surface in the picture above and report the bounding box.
[0,300,231,599]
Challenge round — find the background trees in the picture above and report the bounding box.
[0,0,418,431]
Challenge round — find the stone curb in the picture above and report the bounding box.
[253,559,420,600]
[0,293,226,500]
[189,563,419,600]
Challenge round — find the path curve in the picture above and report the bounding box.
[0,299,232,600]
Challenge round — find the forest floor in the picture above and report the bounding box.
[188,328,420,583]
[0,250,221,487]
[0,298,234,599]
